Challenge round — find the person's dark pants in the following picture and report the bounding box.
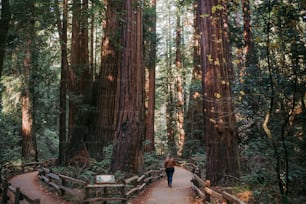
[166,167,175,187]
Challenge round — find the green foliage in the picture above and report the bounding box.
[0,112,21,165]
[144,152,163,170]
[37,129,59,160]
[182,139,204,157]
[87,145,113,173]
[230,0,306,202]
[57,145,116,183]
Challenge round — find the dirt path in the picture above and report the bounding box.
[9,171,72,204]
[130,167,198,204]
[8,167,198,204]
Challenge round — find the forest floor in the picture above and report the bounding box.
[8,167,200,204]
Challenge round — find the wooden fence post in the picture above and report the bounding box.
[84,186,89,204]
[61,179,66,195]
[2,180,9,204]
[103,187,107,204]
[32,198,40,204]
[121,185,126,204]
[14,187,20,204]
[205,180,211,203]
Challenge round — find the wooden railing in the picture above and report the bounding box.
[38,167,165,203]
[2,180,40,204]
[1,160,247,204]
[183,162,246,204]
[38,167,87,200]
[123,169,165,200]
[1,162,42,204]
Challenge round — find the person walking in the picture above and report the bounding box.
[164,154,176,188]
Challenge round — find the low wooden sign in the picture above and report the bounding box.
[95,175,116,184]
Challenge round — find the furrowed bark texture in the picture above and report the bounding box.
[111,0,145,174]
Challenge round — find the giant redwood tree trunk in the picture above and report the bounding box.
[87,0,120,160]
[198,0,240,185]
[21,38,37,161]
[65,0,91,166]
[21,2,38,161]
[110,0,145,174]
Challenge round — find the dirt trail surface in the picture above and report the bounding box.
[130,166,198,204]
[8,167,197,204]
[9,171,72,204]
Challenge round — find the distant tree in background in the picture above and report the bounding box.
[144,0,157,153]
[183,0,204,158]
[175,6,185,156]
[54,0,69,165]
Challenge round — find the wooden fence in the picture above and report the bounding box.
[1,160,247,204]
[38,167,165,203]
[181,162,246,204]
[38,167,87,200]
[1,162,42,204]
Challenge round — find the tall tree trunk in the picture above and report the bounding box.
[55,0,69,165]
[0,0,10,78]
[65,0,91,166]
[165,1,176,156]
[175,8,185,156]
[21,2,38,161]
[199,0,240,185]
[88,0,120,160]
[166,85,176,155]
[111,0,145,173]
[21,39,37,161]
[183,0,204,158]
[144,0,156,152]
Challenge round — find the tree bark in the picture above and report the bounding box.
[21,39,37,161]
[88,0,120,160]
[165,3,176,156]
[111,0,145,173]
[54,0,69,165]
[175,8,185,156]
[21,2,38,161]
[0,0,10,78]
[183,0,204,157]
[65,0,91,167]
[199,0,240,185]
[144,0,156,152]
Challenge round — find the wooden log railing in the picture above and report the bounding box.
[1,162,42,204]
[189,165,246,204]
[37,167,165,204]
[124,168,165,200]
[38,167,87,200]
